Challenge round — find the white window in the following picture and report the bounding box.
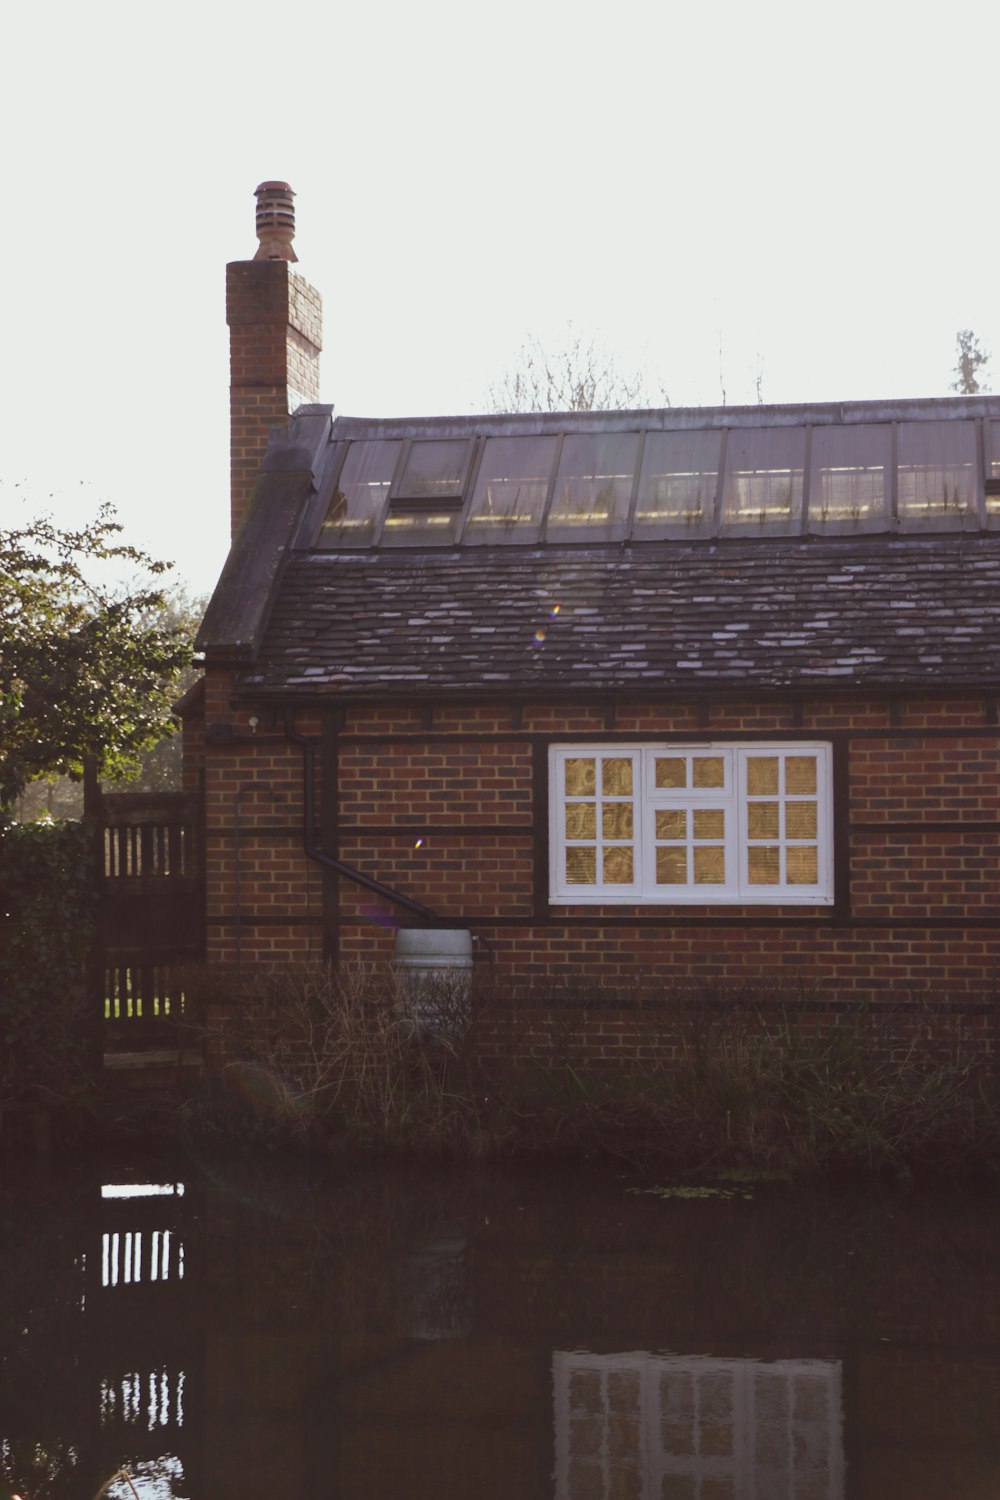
[550,743,834,905]
[553,1350,845,1500]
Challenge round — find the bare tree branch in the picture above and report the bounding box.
[487,329,668,413]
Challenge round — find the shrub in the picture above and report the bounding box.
[0,820,99,1120]
[194,962,493,1154]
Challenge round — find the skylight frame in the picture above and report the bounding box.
[720,426,807,538]
[379,436,478,548]
[311,408,1000,552]
[806,423,893,536]
[631,429,723,539]
[316,438,404,549]
[985,420,1000,528]
[392,437,476,503]
[544,430,642,545]
[895,419,981,533]
[458,433,561,546]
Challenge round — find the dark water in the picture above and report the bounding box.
[3,1146,1000,1500]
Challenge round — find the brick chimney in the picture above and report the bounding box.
[226,182,323,539]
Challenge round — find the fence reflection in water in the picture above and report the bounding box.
[4,1159,1000,1500]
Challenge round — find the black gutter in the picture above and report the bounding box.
[284,715,440,925]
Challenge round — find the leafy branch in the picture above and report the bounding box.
[0,502,192,813]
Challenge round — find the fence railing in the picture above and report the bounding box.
[93,791,204,1050]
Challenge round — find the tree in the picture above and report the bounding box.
[487,328,668,413]
[105,586,205,792]
[0,504,192,815]
[951,329,992,395]
[11,586,206,820]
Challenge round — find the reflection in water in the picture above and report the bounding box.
[396,1230,471,1341]
[101,1183,186,1200]
[555,1352,844,1500]
[104,1456,185,1500]
[99,1370,186,1434]
[102,1230,184,1287]
[3,1155,1000,1499]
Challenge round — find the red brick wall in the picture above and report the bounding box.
[226,261,322,540]
[189,684,1000,1039]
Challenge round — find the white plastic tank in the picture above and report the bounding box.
[394,928,473,1030]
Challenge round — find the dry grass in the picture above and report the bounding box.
[186,964,1000,1176]
[193,962,495,1154]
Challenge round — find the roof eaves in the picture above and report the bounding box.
[197,409,334,661]
[196,468,317,661]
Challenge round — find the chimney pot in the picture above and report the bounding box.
[254,180,298,262]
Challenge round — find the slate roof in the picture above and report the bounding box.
[196,397,1000,701]
[234,534,1000,700]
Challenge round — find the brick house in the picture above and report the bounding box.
[186,184,1000,1033]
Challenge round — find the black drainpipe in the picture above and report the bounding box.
[284,714,440,925]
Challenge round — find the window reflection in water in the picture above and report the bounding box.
[554,1350,844,1500]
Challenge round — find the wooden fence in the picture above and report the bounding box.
[91,790,204,1053]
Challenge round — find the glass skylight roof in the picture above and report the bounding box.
[314,402,1000,549]
[464,435,555,544]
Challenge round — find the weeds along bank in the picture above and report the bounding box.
[187,962,1000,1177]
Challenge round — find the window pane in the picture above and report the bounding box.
[603,804,634,839]
[748,847,780,885]
[565,803,596,840]
[721,427,805,534]
[988,421,1000,525]
[603,759,633,795]
[786,802,817,839]
[566,848,596,884]
[693,809,724,839]
[747,757,779,795]
[785,756,817,795]
[566,758,596,796]
[694,847,726,884]
[397,439,470,498]
[656,809,687,839]
[897,420,978,529]
[693,757,725,789]
[633,430,722,537]
[318,441,400,547]
[603,847,634,884]
[748,802,779,839]
[787,847,818,885]
[547,433,639,542]
[463,435,556,544]
[381,507,462,546]
[655,758,686,789]
[809,424,891,533]
[657,847,688,884]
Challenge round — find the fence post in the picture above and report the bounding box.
[82,755,106,1072]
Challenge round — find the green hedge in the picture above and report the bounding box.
[0,820,98,1112]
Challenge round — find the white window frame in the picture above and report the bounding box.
[553,1350,845,1500]
[549,742,834,906]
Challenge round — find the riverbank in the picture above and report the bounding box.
[7,964,1000,1177]
[115,968,1000,1176]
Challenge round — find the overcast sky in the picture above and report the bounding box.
[2,0,997,597]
